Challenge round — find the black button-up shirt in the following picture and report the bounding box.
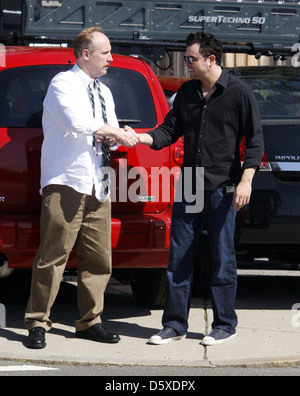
[148,69,264,191]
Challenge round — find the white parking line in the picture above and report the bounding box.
[0,365,59,372]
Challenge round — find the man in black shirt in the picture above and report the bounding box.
[138,32,264,346]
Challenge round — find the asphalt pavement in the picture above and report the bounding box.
[1,271,300,368]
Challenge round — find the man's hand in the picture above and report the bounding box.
[233,167,256,211]
[93,125,140,148]
[118,125,140,148]
[94,124,124,143]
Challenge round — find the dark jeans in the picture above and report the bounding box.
[162,187,238,335]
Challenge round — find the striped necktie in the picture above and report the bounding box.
[88,80,110,196]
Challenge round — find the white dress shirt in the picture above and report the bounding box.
[41,63,119,201]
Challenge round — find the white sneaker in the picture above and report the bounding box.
[148,327,186,345]
[201,329,236,346]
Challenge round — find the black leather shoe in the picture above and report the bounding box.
[76,323,120,344]
[25,327,46,349]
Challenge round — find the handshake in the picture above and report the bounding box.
[94,125,141,148]
[118,125,140,148]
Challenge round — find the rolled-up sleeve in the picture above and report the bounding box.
[239,87,265,170]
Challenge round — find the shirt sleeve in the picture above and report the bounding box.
[147,92,183,150]
[43,73,103,136]
[239,86,265,170]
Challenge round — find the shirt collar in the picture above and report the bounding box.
[215,68,229,89]
[194,68,229,93]
[72,63,95,89]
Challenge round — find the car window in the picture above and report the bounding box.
[101,68,157,128]
[233,68,300,120]
[0,65,156,128]
[0,65,71,128]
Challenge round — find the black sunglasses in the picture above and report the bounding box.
[183,55,208,64]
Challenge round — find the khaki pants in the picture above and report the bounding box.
[24,184,112,332]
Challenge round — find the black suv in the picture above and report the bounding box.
[234,67,300,259]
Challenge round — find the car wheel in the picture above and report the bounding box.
[130,268,167,309]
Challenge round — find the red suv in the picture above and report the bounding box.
[0,46,182,307]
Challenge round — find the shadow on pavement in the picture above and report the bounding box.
[1,269,300,344]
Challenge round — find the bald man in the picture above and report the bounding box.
[24,27,138,349]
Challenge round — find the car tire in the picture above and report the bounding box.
[130,268,167,309]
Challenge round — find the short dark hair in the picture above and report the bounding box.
[186,32,222,66]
